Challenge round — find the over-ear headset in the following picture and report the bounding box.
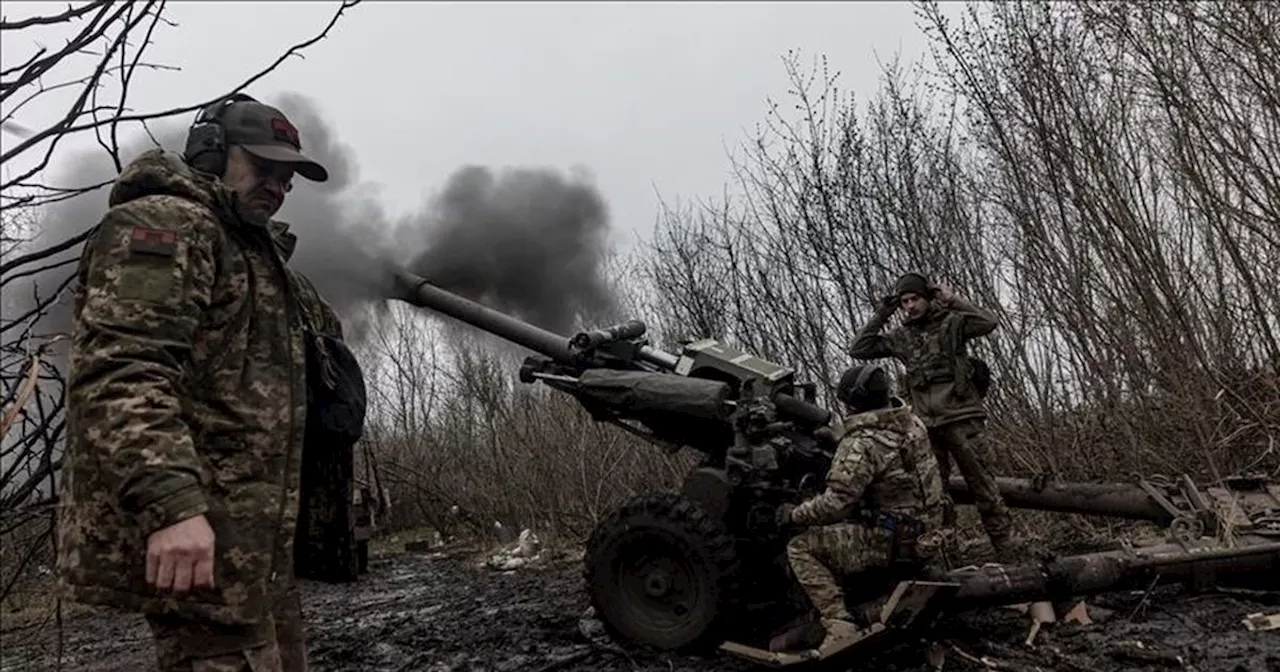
[183,92,259,176]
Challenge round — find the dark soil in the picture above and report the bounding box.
[2,547,1277,672]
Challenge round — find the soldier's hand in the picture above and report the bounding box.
[146,514,216,593]
[877,293,899,315]
[931,282,955,303]
[776,503,797,533]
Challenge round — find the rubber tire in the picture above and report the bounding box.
[583,492,740,652]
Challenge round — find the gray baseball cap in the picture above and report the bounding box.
[221,100,328,182]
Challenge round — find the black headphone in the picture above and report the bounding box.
[183,92,259,176]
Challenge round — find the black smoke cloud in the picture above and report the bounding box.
[6,91,620,349]
[404,164,616,334]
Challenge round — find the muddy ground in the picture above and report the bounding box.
[2,544,1277,672]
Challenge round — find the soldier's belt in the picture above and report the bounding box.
[858,510,926,540]
[911,371,955,387]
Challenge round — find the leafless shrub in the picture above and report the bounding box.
[642,0,1279,501]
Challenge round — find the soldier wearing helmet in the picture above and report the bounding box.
[846,272,1015,559]
[771,364,944,654]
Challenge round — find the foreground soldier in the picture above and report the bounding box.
[57,93,350,672]
[847,272,1016,558]
[772,364,944,653]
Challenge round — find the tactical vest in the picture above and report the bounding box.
[900,316,976,397]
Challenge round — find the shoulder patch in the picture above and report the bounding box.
[129,226,179,257]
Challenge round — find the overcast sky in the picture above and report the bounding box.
[2,1,945,250]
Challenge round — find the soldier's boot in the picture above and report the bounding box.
[854,595,891,628]
[815,618,865,655]
[991,534,1026,564]
[940,499,957,529]
[767,619,826,652]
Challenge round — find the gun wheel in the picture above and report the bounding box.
[584,492,739,652]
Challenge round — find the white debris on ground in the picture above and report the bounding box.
[485,528,544,571]
[577,606,609,644]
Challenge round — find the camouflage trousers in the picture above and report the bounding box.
[146,582,307,672]
[785,523,900,621]
[928,418,1011,542]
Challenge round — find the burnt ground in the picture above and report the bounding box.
[2,545,1278,672]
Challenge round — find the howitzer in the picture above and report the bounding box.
[392,270,849,648]
[389,271,1280,660]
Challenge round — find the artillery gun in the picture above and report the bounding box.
[392,271,839,648]
[389,271,1280,661]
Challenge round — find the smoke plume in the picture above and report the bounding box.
[4,92,620,350]
[403,164,616,334]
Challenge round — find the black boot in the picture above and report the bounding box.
[768,619,826,652]
[991,535,1026,563]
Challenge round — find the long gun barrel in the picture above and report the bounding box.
[392,270,575,362]
[389,269,833,459]
[947,539,1280,609]
[948,476,1171,523]
[392,270,679,370]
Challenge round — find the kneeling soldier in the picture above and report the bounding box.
[772,364,945,653]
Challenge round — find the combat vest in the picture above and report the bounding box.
[899,309,976,397]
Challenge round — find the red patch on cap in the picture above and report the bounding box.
[129,226,179,256]
[271,118,300,148]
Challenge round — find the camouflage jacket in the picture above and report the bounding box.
[847,296,998,428]
[268,221,345,339]
[57,149,309,626]
[789,401,943,529]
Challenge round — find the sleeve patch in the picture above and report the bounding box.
[129,226,179,257]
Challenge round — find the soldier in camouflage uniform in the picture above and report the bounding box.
[57,94,333,672]
[772,364,944,653]
[847,272,1016,558]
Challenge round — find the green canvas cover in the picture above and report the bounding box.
[574,369,733,420]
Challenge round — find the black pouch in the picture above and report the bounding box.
[969,356,991,398]
[304,331,367,443]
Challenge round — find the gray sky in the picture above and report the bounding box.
[2,1,940,251]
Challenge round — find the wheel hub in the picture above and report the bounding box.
[585,494,743,651]
[605,542,707,645]
[644,569,673,597]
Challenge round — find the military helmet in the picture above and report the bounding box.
[836,364,889,409]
